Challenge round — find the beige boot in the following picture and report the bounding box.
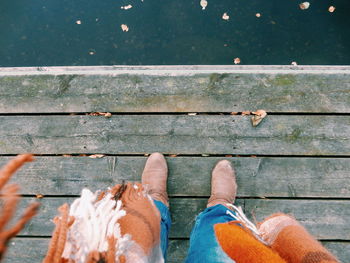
[141,153,169,207]
[207,160,237,208]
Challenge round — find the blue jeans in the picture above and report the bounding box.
[154,200,172,260]
[155,200,236,263]
[185,204,237,263]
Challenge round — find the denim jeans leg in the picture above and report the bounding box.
[154,199,172,260]
[185,204,237,263]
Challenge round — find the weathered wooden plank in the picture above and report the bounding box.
[5,238,48,263]
[4,156,350,198]
[245,199,350,240]
[322,242,350,263]
[3,238,188,263]
[15,198,350,240]
[0,66,349,113]
[167,240,190,263]
[4,238,350,263]
[0,115,349,155]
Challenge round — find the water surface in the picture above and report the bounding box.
[0,0,349,66]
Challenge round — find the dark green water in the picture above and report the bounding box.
[0,0,349,66]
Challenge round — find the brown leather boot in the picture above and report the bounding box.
[207,160,237,208]
[141,152,169,207]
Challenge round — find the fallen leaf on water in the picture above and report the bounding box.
[222,13,229,20]
[251,110,267,127]
[242,111,251,116]
[121,24,129,32]
[255,13,261,18]
[328,6,336,12]
[234,57,241,64]
[200,0,208,10]
[89,154,105,159]
[299,2,310,10]
[121,4,133,10]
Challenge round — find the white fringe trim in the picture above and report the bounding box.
[226,204,269,246]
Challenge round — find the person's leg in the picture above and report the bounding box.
[185,204,238,263]
[142,153,171,260]
[154,199,172,259]
[185,160,237,263]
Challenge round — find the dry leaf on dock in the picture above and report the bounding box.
[89,112,112,117]
[251,110,267,127]
[89,154,105,159]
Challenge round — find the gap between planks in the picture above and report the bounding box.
[1,154,350,158]
[0,112,349,116]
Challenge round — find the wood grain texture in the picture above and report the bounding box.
[14,197,349,240]
[1,65,349,262]
[0,115,349,155]
[3,156,350,198]
[0,66,349,113]
[4,238,349,263]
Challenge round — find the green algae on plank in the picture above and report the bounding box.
[269,74,296,86]
[0,69,349,113]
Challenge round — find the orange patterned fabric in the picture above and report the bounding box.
[214,222,286,263]
[0,154,39,261]
[214,213,338,263]
[43,182,162,263]
[259,214,338,263]
[118,183,161,256]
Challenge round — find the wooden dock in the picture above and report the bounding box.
[0,66,349,262]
